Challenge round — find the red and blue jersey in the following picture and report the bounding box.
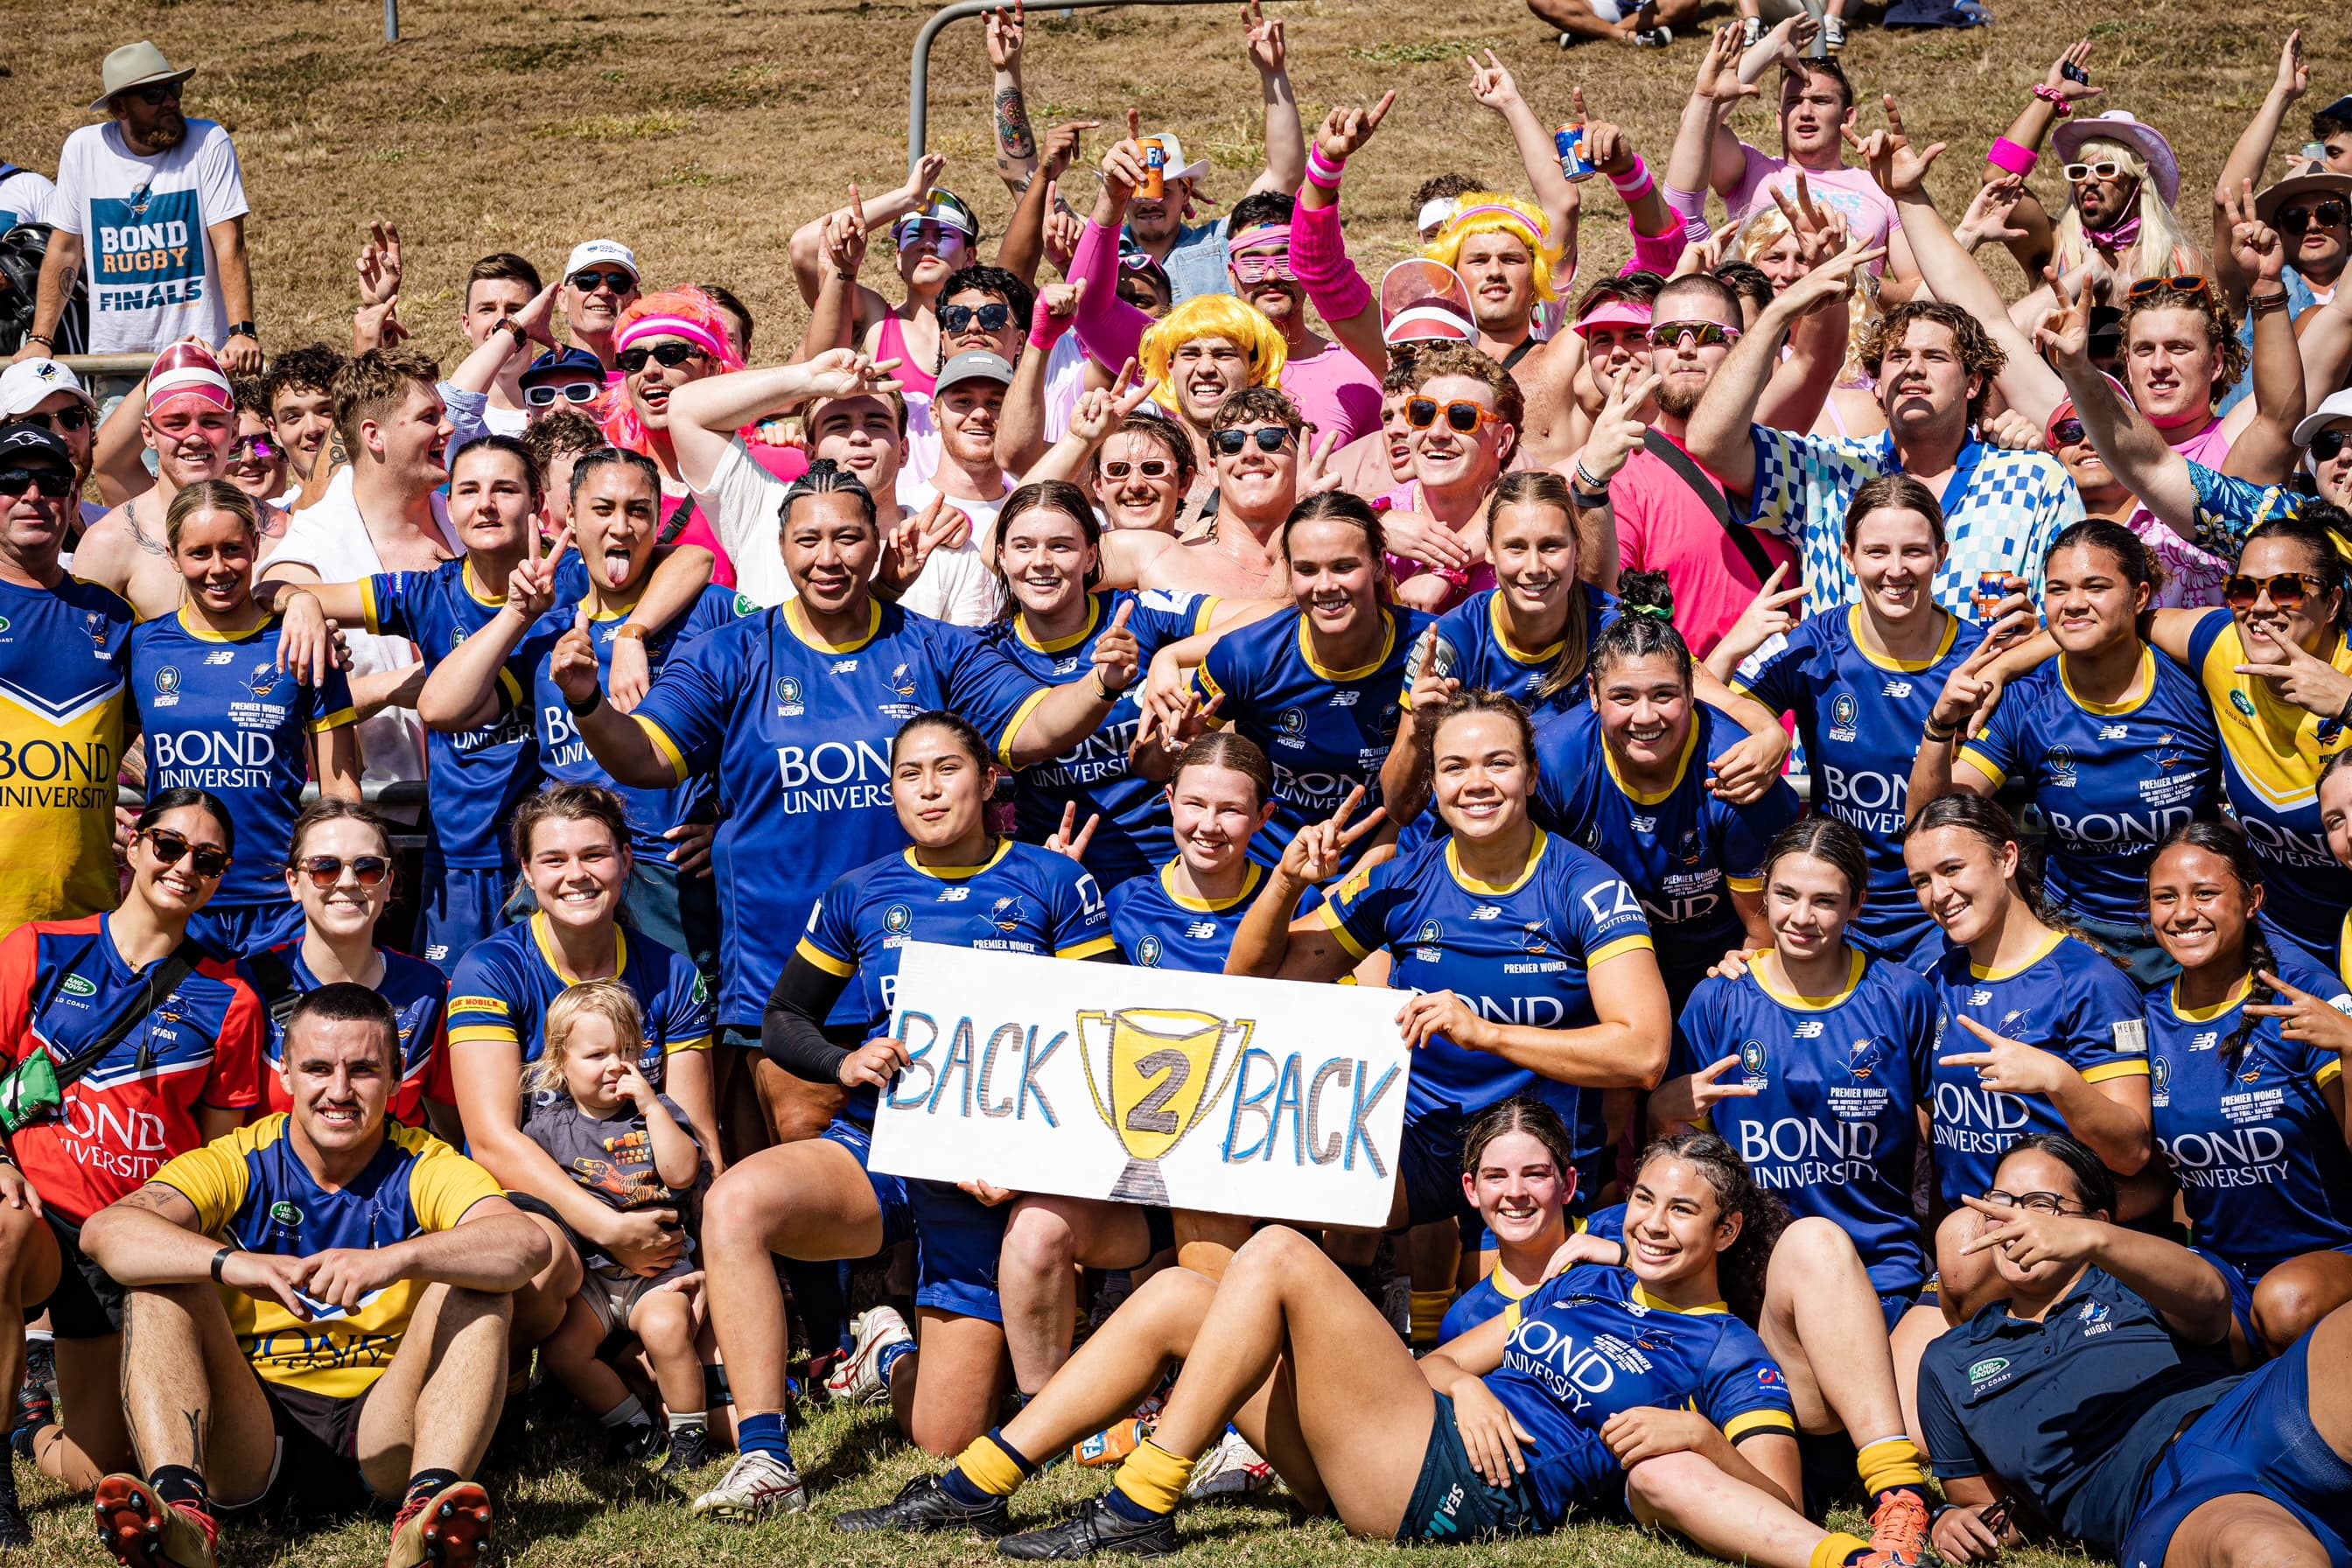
[1535,703,1797,962]
[1928,931,2150,1206]
[2147,948,2352,1278]
[1404,584,1620,724]
[983,589,1215,889]
[0,575,136,935]
[360,563,557,872]
[1732,606,1987,963]
[1956,647,2222,928]
[1670,949,1939,1298]
[1485,1263,1795,1530]
[1108,858,1264,973]
[256,942,452,1129]
[795,838,1115,1127]
[1195,605,1432,867]
[128,608,356,908]
[445,912,712,1085]
[0,914,264,1222]
[628,600,1051,1025]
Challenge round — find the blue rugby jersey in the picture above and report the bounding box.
[1956,647,2222,927]
[1404,584,1620,723]
[1732,606,1987,964]
[628,600,1052,1025]
[257,941,450,1128]
[794,838,1115,1126]
[984,589,1214,889]
[1535,703,1797,962]
[128,608,356,908]
[1108,858,1264,973]
[1928,931,2149,1206]
[1438,1206,1627,1343]
[1670,949,1939,1297]
[1195,604,1432,865]
[2147,948,2352,1278]
[445,913,712,1084]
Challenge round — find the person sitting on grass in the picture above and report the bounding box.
[523,979,715,1474]
[78,984,550,1568]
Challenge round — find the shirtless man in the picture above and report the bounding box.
[1096,384,1310,600]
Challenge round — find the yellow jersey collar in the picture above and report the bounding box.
[1160,858,1263,913]
[1298,607,1396,684]
[530,910,626,985]
[1849,604,1958,673]
[785,597,882,654]
[1446,829,1548,896]
[1970,927,2063,983]
[1603,715,1700,807]
[2058,646,2155,717]
[1018,593,1103,654]
[902,838,1015,880]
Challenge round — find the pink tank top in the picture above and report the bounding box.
[876,314,936,399]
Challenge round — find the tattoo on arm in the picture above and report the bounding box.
[996,87,1037,164]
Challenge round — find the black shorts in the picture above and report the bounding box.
[31,1211,126,1340]
[230,1378,380,1518]
[1396,1392,1540,1543]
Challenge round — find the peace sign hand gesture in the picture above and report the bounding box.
[2034,263,2094,369]
[2222,178,2286,286]
[1927,611,2033,732]
[1648,1054,1763,1128]
[1578,368,1661,486]
[503,524,571,627]
[1045,802,1100,862]
[2234,623,2352,718]
[1938,1015,2074,1097]
[2244,970,2352,1054]
[1276,785,1386,888]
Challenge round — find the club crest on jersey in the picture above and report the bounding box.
[1136,935,1163,967]
[888,662,917,698]
[2152,1056,2171,1102]
[1829,691,1858,740]
[883,904,913,935]
[1843,1037,1888,1081]
[153,665,181,697]
[1276,709,1307,747]
[1519,922,1550,956]
[774,676,804,716]
[1676,829,1703,865]
[85,611,112,654]
[1740,1039,1768,1082]
[986,896,1032,934]
[1416,919,1444,945]
[246,664,282,699]
[2047,746,2076,788]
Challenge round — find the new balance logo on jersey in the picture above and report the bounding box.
[1185,920,1218,940]
[2190,1030,2217,1052]
[1970,990,1993,1005]
[1629,816,1656,833]
[1470,906,1502,920]
[936,886,970,902]
[2099,724,2131,740]
[1793,1021,1824,1038]
[203,649,234,665]
[1881,681,1912,697]
[830,659,858,674]
[1327,690,1359,707]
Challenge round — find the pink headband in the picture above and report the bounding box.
[1442,204,1544,243]
[1572,299,1654,337]
[1229,226,1293,254]
[614,314,728,360]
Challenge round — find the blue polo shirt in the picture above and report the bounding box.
[1916,1261,2244,1559]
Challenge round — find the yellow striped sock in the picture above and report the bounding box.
[1111,1439,1196,1516]
[1410,1291,1452,1348]
[1856,1434,1926,1498]
[954,1433,1028,1498]
[1810,1531,1870,1568]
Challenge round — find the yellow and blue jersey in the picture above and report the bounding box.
[1439,1206,1625,1342]
[2182,611,2352,951]
[532,584,746,862]
[445,911,712,1085]
[628,600,1051,1026]
[1108,858,1264,972]
[1485,1263,1795,1530]
[1956,647,2222,928]
[1732,606,1988,965]
[1670,950,1939,1298]
[1404,585,1619,723]
[2147,948,2352,1278]
[1928,931,2150,1207]
[128,607,356,908]
[0,576,135,934]
[1196,604,1432,866]
[794,838,1115,1127]
[1535,703,1798,966]
[154,1115,505,1399]
[360,562,561,872]
[983,589,1215,889]
[1317,830,1652,1170]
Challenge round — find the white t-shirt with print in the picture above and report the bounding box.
[50,120,248,354]
[0,168,57,234]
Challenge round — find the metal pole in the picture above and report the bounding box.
[908,0,1267,174]
[385,0,400,43]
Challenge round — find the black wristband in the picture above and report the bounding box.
[211,1246,236,1283]
[1924,718,1958,744]
[1614,1238,1630,1268]
[565,688,605,720]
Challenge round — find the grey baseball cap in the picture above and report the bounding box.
[936,351,1015,394]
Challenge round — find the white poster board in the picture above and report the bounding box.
[865,942,1410,1228]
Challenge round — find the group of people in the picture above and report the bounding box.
[5,10,2352,1568]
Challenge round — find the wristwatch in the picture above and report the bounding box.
[500,318,530,346]
[226,320,258,341]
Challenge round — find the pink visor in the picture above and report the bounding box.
[1572,299,1654,338]
[1385,303,1475,345]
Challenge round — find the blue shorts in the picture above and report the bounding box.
[1396,1392,1542,1542]
[1402,1110,1474,1228]
[908,1180,1008,1323]
[2121,1330,2352,1568]
[187,899,307,960]
[819,1118,914,1250]
[417,858,514,973]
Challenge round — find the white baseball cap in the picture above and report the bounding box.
[2294,387,2352,452]
[0,358,98,418]
[564,240,640,283]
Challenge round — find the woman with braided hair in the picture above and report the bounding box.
[2143,818,2352,1358]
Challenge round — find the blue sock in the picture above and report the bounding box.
[737,1411,793,1466]
[876,1338,916,1388]
[1102,1488,1163,1525]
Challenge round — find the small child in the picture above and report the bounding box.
[522,980,711,1469]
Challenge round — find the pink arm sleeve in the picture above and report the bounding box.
[1068,218,1150,370]
[1291,192,1374,323]
[1662,184,1713,245]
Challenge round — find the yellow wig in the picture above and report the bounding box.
[1422,192,1559,304]
[1138,295,1289,416]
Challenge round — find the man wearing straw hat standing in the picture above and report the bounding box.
[13,42,257,374]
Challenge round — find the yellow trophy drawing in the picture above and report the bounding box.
[1077,1007,1253,1204]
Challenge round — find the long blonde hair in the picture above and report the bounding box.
[524,979,646,1099]
[1737,206,1877,389]
[2053,137,2195,286]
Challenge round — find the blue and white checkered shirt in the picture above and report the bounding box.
[1745,427,2085,618]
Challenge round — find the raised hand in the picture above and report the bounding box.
[799,346,903,399]
[1241,0,1285,76]
[2271,28,2309,103]
[879,494,969,596]
[1848,94,1944,201]
[2222,178,2286,285]
[1045,801,1101,861]
[1040,121,1101,186]
[1088,600,1140,696]
[985,1,1026,69]
[1298,430,1345,496]
[1956,1194,2102,1270]
[1042,182,1086,274]
[1694,23,1759,106]
[2033,262,2094,368]
[2244,970,2352,1053]
[1578,368,1662,486]
[1956,176,2030,254]
[2235,624,2352,717]
[549,606,602,707]
[822,184,869,279]
[1315,91,1397,166]
[1102,110,1150,206]
[1717,563,1805,665]
[1407,628,1461,712]
[900,150,949,206]
[1925,616,2030,733]
[2041,40,2104,108]
[1466,50,1524,113]
[356,219,403,307]
[1939,1015,2074,1097]
[1777,234,1885,318]
[1277,783,1386,886]
[504,523,571,625]
[508,279,561,347]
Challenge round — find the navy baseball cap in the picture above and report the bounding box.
[0,424,74,472]
[520,346,607,387]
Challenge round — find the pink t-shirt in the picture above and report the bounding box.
[659,489,736,591]
[1726,148,1902,273]
[1281,340,1382,449]
[1611,431,1798,659]
[2128,416,2233,608]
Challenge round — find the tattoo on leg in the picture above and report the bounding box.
[996,88,1037,164]
[181,1410,206,1472]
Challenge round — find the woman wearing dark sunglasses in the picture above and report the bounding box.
[0,788,266,1510]
[254,798,457,1143]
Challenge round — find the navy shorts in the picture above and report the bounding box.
[909,1180,1008,1323]
[187,899,307,961]
[1401,1110,1474,1228]
[417,858,514,973]
[1396,1392,1541,1542]
[2121,1330,2352,1568]
[820,1117,914,1250]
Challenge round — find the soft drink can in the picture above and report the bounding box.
[1974,570,2008,621]
[1555,122,1596,182]
[1142,137,1167,200]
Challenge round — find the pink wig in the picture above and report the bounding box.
[597,286,748,455]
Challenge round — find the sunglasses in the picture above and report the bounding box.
[1406,397,1502,434]
[2064,161,2125,185]
[2312,430,2351,464]
[132,82,184,107]
[569,269,636,294]
[11,406,90,434]
[0,467,74,500]
[295,853,392,890]
[2124,274,2211,302]
[1646,319,1741,350]
[2048,417,2088,448]
[1102,458,1174,480]
[615,341,705,374]
[228,434,277,463]
[1212,425,1297,457]
[141,827,231,879]
[940,302,1013,335]
[2278,200,2350,235]
[2223,570,2326,610]
[524,381,603,408]
[1230,250,1296,285]
[896,223,970,256]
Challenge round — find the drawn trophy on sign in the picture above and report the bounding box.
[1077,1007,1252,1204]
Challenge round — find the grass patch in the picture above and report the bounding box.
[1348,38,1502,65]
[533,111,694,143]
